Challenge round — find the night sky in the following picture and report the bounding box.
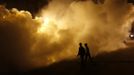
[0,0,49,15]
[0,0,134,15]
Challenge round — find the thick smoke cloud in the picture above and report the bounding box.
[0,6,38,71]
[34,0,133,64]
[0,0,134,71]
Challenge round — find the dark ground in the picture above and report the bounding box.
[1,47,134,75]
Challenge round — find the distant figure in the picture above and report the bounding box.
[77,43,86,68]
[84,43,92,63]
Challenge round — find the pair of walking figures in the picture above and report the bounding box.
[77,43,92,67]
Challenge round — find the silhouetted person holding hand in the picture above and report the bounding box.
[77,43,86,68]
[85,43,92,63]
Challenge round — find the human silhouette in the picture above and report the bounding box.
[84,43,92,63]
[77,43,86,68]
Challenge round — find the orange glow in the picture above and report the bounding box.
[37,16,52,34]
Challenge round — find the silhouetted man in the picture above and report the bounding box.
[84,43,92,63]
[77,43,86,68]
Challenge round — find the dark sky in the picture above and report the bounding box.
[0,0,49,15]
[0,0,134,15]
[128,0,134,4]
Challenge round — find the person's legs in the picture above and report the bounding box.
[85,55,88,63]
[80,55,85,68]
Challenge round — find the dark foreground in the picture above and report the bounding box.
[26,60,134,75]
[2,47,134,75]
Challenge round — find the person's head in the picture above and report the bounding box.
[85,43,87,46]
[79,43,82,46]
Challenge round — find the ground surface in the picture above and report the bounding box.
[2,47,134,75]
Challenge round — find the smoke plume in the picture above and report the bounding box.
[0,0,134,71]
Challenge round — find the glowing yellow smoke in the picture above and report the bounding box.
[0,0,134,70]
[37,18,48,33]
[30,0,134,68]
[37,16,52,33]
[37,16,54,34]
